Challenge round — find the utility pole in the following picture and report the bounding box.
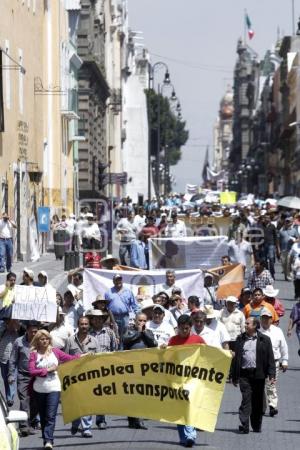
[292,0,295,35]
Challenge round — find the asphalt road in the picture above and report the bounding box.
[1,255,299,449]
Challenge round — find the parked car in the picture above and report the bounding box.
[0,392,27,450]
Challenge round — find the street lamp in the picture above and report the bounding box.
[159,84,180,196]
[148,61,173,199]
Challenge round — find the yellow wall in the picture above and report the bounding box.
[0,0,44,215]
[0,0,75,257]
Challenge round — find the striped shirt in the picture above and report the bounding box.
[90,326,117,353]
[247,269,274,290]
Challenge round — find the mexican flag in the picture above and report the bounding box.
[245,13,254,40]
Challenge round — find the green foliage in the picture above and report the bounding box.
[145,89,189,166]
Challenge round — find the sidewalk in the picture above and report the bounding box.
[0,252,66,291]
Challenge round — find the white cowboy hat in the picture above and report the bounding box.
[202,304,218,319]
[140,299,155,311]
[226,295,239,304]
[262,285,279,298]
[101,254,119,265]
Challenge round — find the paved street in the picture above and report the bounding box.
[1,256,299,449]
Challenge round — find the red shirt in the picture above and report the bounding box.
[84,252,102,269]
[142,224,159,240]
[168,334,205,346]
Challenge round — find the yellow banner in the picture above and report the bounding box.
[182,215,231,236]
[57,345,231,432]
[220,191,237,205]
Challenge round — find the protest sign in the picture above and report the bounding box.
[181,215,231,237]
[220,191,237,205]
[149,236,228,270]
[12,285,57,322]
[83,268,203,310]
[208,263,244,299]
[57,344,231,432]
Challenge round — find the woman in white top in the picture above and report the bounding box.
[29,330,79,450]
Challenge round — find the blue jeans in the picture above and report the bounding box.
[296,328,300,345]
[177,424,197,444]
[96,414,105,425]
[72,415,93,432]
[0,361,15,404]
[0,238,13,271]
[119,243,131,265]
[35,391,60,444]
[264,244,276,278]
[115,315,129,349]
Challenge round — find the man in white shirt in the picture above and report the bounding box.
[116,211,138,265]
[66,214,77,250]
[164,212,187,238]
[161,270,186,299]
[203,305,230,349]
[228,238,254,268]
[75,214,87,249]
[289,240,300,263]
[133,207,146,233]
[81,213,101,250]
[260,308,288,417]
[0,213,17,272]
[191,310,220,347]
[49,307,74,349]
[146,305,175,346]
[219,296,245,351]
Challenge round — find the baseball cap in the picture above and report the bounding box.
[172,287,182,295]
[241,288,251,294]
[23,268,34,279]
[226,296,239,303]
[153,304,165,313]
[113,274,122,281]
[260,308,272,317]
[38,271,48,278]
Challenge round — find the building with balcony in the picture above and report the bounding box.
[77,0,110,202]
[213,86,234,186]
[0,0,44,260]
[229,39,260,193]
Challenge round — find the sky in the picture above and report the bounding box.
[128,0,300,192]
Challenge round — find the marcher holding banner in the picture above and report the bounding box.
[57,341,231,434]
[146,304,175,346]
[64,316,100,438]
[123,312,157,429]
[168,315,205,448]
[29,329,79,449]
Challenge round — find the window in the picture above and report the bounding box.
[4,40,10,110]
[0,50,4,131]
[19,49,24,114]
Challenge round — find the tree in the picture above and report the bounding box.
[145,89,189,166]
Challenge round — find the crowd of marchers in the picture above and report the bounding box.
[0,197,300,449]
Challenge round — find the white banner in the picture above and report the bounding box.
[12,285,57,322]
[149,236,228,270]
[83,269,204,310]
